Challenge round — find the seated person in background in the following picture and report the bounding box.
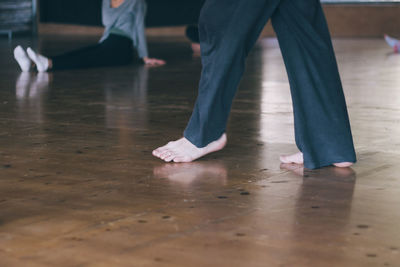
[384,34,400,53]
[14,0,165,72]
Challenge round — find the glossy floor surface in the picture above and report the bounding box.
[0,35,399,267]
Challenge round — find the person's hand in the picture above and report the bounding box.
[143,57,166,67]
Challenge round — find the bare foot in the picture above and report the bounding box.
[152,134,227,163]
[279,152,353,168]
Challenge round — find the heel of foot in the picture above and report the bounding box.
[206,133,227,154]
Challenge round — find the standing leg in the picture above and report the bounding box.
[271,0,356,169]
[153,0,281,162]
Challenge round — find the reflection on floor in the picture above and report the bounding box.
[0,35,399,267]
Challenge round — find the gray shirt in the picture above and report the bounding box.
[100,0,148,58]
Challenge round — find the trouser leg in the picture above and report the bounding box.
[52,34,133,70]
[271,0,356,169]
[184,0,280,147]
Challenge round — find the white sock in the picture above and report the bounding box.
[384,34,400,52]
[26,47,49,72]
[14,46,31,72]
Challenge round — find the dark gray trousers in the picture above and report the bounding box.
[183,0,356,169]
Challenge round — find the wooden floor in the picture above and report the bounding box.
[0,35,399,267]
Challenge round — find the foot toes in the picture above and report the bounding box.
[153,141,180,158]
[159,150,175,161]
[163,152,178,162]
[152,149,163,158]
[153,146,170,157]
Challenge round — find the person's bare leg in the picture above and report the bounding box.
[280,152,353,168]
[152,133,227,163]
